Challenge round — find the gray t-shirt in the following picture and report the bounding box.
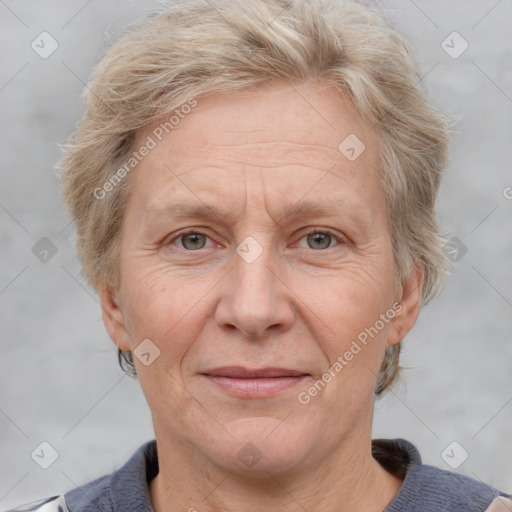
[6,438,511,511]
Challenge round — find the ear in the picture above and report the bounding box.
[387,265,423,347]
[98,283,132,352]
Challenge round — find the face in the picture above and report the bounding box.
[100,81,421,475]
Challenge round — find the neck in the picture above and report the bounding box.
[149,425,402,512]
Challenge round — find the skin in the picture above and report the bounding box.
[99,80,422,512]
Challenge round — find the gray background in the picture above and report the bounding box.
[1,0,511,508]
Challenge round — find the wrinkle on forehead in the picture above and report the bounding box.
[131,81,383,230]
[164,140,348,175]
[192,140,343,158]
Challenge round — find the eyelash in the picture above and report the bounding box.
[165,228,345,251]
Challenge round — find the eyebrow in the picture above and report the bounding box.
[147,199,360,226]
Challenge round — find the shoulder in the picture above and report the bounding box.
[2,495,69,511]
[3,441,158,512]
[64,440,157,512]
[62,471,114,512]
[374,438,512,512]
[404,463,510,511]
[2,475,112,512]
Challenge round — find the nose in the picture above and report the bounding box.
[214,241,295,338]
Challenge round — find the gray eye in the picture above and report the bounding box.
[307,232,332,250]
[181,233,207,250]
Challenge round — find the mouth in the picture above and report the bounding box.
[201,366,310,398]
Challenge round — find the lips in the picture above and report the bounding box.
[201,366,309,397]
[203,366,308,378]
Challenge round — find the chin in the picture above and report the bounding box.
[203,416,318,476]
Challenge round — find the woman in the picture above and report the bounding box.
[8,0,510,510]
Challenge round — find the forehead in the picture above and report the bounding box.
[139,81,377,155]
[129,81,382,215]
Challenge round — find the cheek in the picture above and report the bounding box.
[120,270,212,415]
[311,263,396,377]
[324,266,394,327]
[120,264,210,365]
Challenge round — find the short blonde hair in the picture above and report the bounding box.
[57,0,451,394]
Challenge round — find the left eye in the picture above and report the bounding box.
[177,232,210,250]
[299,231,340,250]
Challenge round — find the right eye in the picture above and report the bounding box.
[164,230,218,252]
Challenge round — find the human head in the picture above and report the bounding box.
[57,0,451,394]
